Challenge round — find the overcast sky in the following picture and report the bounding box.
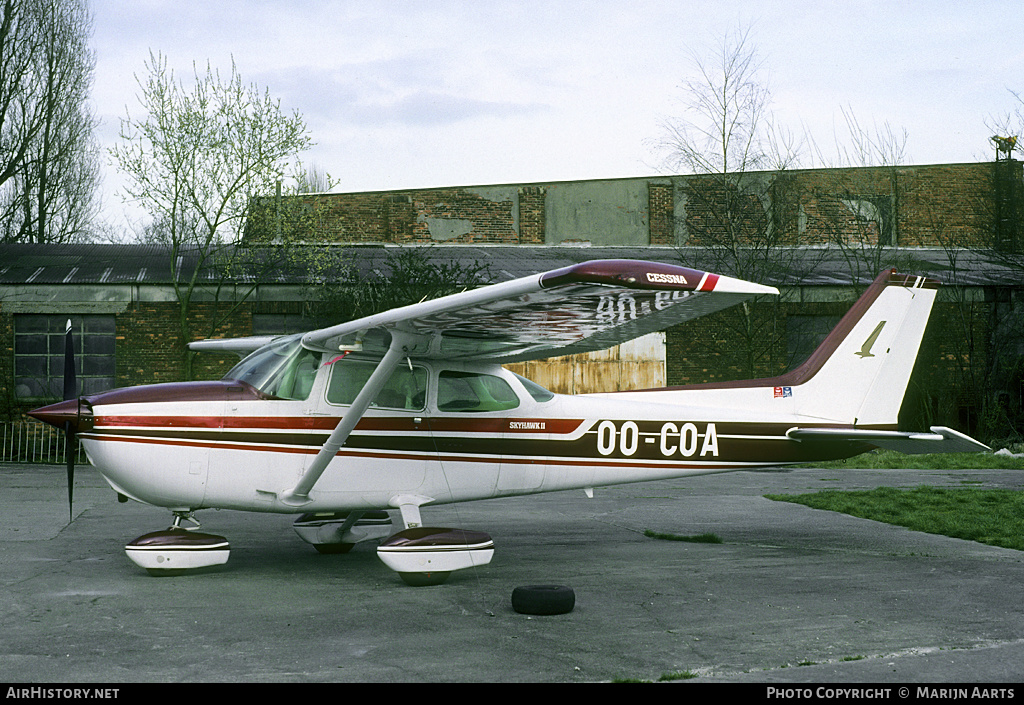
[90,0,1024,233]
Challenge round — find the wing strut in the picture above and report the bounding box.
[280,335,409,507]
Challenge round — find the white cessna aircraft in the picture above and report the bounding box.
[30,259,988,584]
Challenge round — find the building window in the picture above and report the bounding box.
[14,314,116,399]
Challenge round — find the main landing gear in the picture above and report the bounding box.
[377,527,495,586]
[294,500,495,587]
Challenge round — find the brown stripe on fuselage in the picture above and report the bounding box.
[80,417,876,466]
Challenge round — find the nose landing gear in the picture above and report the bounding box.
[124,511,230,576]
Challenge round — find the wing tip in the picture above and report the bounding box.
[540,259,777,295]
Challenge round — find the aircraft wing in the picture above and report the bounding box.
[787,426,992,454]
[300,259,779,363]
[189,336,282,357]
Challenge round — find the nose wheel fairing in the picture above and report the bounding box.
[125,529,230,576]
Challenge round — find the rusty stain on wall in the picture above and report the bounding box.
[505,332,665,394]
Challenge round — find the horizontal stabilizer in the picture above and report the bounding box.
[787,426,991,455]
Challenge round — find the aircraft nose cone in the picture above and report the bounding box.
[28,399,90,432]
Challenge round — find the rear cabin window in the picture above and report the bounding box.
[326,359,427,411]
[437,371,520,412]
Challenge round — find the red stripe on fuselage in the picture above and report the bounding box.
[92,415,585,434]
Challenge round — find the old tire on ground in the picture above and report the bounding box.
[511,585,575,615]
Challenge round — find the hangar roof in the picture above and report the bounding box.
[0,242,1018,288]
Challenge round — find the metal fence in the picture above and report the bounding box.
[0,420,88,465]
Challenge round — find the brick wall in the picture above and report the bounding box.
[678,179,771,247]
[250,161,1016,250]
[666,162,1007,248]
[249,187,528,244]
[116,301,255,387]
[408,189,517,243]
[665,301,792,385]
[518,186,546,244]
[897,164,994,247]
[0,300,260,419]
[647,182,674,245]
[0,314,14,420]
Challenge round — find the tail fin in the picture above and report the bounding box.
[784,270,938,427]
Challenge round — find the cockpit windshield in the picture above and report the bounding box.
[513,372,555,403]
[224,334,320,400]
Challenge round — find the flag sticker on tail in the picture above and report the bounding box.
[856,321,887,358]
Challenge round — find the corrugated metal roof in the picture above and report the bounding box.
[0,243,1017,288]
[0,244,184,285]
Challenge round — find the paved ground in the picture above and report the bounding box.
[1,461,1022,684]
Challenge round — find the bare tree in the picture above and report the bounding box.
[0,0,99,242]
[805,104,909,169]
[652,24,812,378]
[653,24,801,177]
[306,247,493,327]
[0,0,44,188]
[985,89,1024,158]
[111,52,313,378]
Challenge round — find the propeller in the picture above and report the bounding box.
[63,319,77,522]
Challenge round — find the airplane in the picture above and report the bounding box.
[29,259,989,585]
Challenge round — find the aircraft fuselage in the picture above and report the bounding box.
[37,359,865,515]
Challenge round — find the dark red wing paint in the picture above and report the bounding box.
[539,259,705,291]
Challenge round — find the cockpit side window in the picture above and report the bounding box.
[437,371,520,412]
[325,359,427,411]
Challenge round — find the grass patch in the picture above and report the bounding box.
[766,486,1024,550]
[658,670,698,681]
[800,449,1024,470]
[644,530,723,544]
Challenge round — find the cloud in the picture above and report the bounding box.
[340,90,550,127]
[258,59,551,130]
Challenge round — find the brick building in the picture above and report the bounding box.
[247,161,1020,250]
[1,160,1022,441]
